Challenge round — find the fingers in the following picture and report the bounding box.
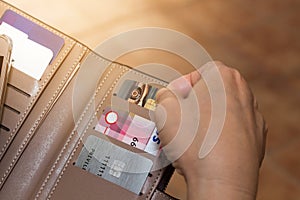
[157,61,225,101]
[154,70,201,135]
[154,69,203,150]
[153,91,181,147]
[153,103,167,133]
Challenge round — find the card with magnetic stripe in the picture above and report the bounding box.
[75,135,153,194]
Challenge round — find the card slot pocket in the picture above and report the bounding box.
[0,106,19,132]
[81,132,171,199]
[0,42,78,148]
[7,39,74,96]
[0,4,77,95]
[0,44,87,184]
[0,75,83,199]
[0,106,19,144]
[8,67,36,97]
[63,135,158,199]
[64,138,163,199]
[5,83,31,112]
[50,164,137,200]
[0,2,82,163]
[90,70,168,158]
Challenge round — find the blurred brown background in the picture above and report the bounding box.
[6,0,300,199]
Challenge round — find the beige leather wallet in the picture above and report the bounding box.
[0,1,178,199]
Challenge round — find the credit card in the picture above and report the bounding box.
[144,128,161,156]
[75,135,153,194]
[95,106,157,152]
[0,10,64,61]
[115,80,158,111]
[0,10,64,80]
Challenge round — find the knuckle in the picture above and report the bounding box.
[228,67,242,80]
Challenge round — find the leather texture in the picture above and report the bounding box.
[0,1,178,199]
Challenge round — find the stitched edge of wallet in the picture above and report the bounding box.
[45,56,125,199]
[0,43,86,186]
[0,1,75,158]
[35,52,116,199]
[34,53,168,199]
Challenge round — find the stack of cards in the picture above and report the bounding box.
[94,79,162,156]
[78,80,163,194]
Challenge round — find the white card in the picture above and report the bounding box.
[0,22,53,80]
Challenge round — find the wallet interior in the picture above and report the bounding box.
[0,1,175,200]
